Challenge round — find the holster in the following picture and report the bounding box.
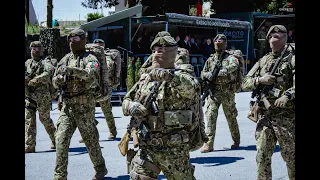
[247,101,259,123]
[127,148,137,174]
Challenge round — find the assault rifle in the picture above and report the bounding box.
[248,45,290,122]
[201,53,224,106]
[118,81,160,156]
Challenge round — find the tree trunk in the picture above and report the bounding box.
[25,0,29,23]
[47,0,53,28]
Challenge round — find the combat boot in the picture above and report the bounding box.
[108,132,117,140]
[200,143,213,153]
[92,168,108,180]
[50,142,56,149]
[25,146,35,153]
[231,142,240,149]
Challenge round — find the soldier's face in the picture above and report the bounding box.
[214,39,226,51]
[69,36,86,53]
[269,32,287,52]
[30,47,43,58]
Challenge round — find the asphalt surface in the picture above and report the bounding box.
[25,92,289,180]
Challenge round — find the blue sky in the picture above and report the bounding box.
[32,0,115,23]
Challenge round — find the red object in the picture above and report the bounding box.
[196,1,202,17]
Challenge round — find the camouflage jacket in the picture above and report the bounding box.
[52,52,100,96]
[242,45,295,108]
[25,57,55,96]
[123,68,201,135]
[201,51,240,86]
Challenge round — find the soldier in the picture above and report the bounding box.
[93,39,119,139]
[25,41,56,153]
[242,25,295,180]
[199,34,241,153]
[52,29,107,180]
[78,38,119,143]
[123,32,200,180]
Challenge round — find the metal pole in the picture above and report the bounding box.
[165,21,168,32]
[245,29,250,74]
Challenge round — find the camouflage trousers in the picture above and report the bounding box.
[205,92,240,148]
[130,145,195,180]
[25,95,56,148]
[99,98,117,136]
[54,95,106,180]
[255,109,295,180]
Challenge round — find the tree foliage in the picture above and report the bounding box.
[81,0,119,9]
[86,12,104,22]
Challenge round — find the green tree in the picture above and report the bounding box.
[126,57,135,90]
[86,12,104,22]
[135,58,142,83]
[81,0,119,9]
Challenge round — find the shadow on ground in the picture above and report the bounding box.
[214,145,280,153]
[190,156,245,167]
[105,174,166,179]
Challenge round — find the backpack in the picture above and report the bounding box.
[85,44,109,102]
[225,49,245,93]
[105,48,122,88]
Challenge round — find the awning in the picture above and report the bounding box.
[165,13,252,30]
[80,5,142,32]
[254,14,295,19]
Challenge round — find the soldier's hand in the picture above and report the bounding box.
[55,74,65,86]
[149,68,174,82]
[129,101,149,120]
[258,74,276,85]
[28,78,38,86]
[218,68,227,76]
[274,95,289,108]
[205,72,214,81]
[25,76,31,84]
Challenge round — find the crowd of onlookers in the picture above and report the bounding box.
[131,34,220,59]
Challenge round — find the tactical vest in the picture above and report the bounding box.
[136,71,202,150]
[259,50,294,108]
[62,54,87,96]
[209,53,238,86]
[25,58,50,96]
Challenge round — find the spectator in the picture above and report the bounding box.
[180,35,192,51]
[175,35,181,47]
[190,38,201,54]
[131,35,144,54]
[287,29,294,43]
[203,38,212,59]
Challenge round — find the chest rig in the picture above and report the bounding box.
[136,77,195,149]
[64,53,87,96]
[260,50,294,97]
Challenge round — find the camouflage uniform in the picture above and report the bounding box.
[200,34,241,152]
[93,39,122,139]
[52,29,107,180]
[25,41,56,153]
[242,25,295,180]
[123,32,199,180]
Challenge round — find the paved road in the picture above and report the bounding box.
[25,92,289,180]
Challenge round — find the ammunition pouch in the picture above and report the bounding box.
[65,77,86,94]
[63,94,88,105]
[164,110,193,126]
[144,130,189,149]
